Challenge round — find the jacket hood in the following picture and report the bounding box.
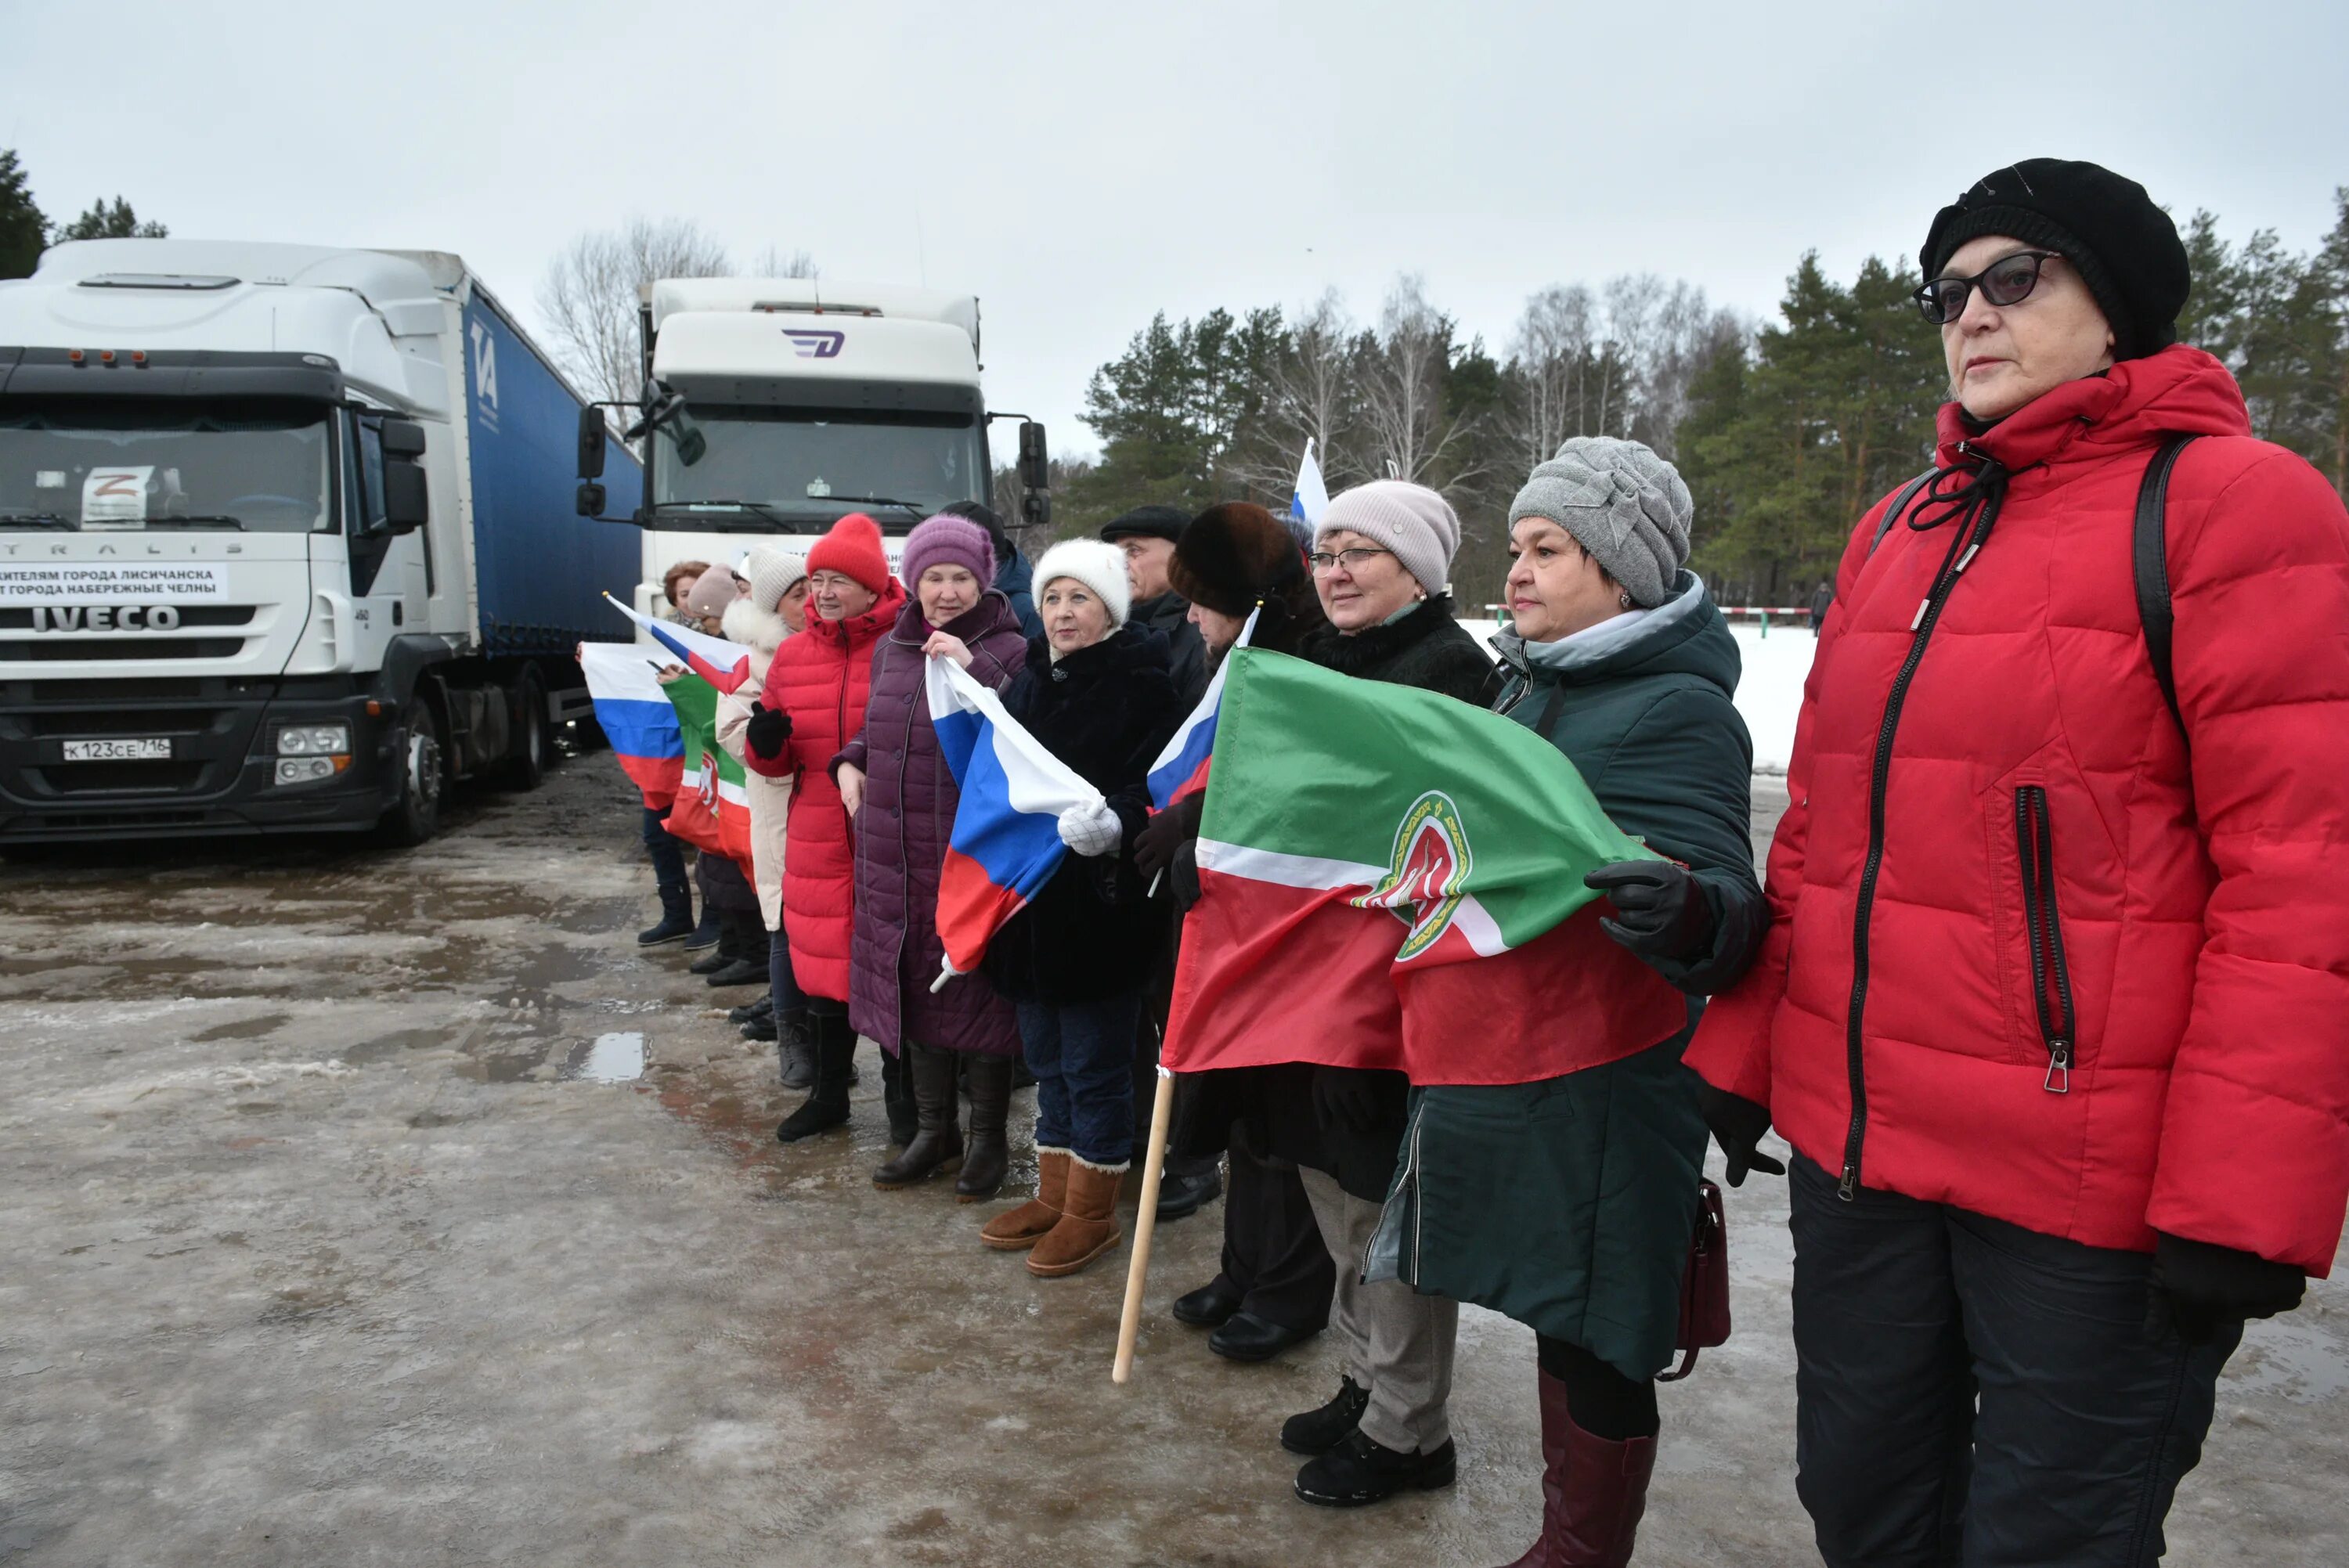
[806,579,910,649]
[889,586,1022,647]
[1935,344,2252,472]
[1493,571,1738,697]
[722,597,791,658]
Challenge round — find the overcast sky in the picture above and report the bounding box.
[6,1,2345,463]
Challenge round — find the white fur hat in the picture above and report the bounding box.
[1031,539,1131,629]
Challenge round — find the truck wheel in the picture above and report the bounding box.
[503,668,550,791]
[377,699,446,846]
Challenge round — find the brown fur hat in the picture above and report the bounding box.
[1169,503,1312,618]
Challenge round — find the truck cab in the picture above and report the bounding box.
[600,279,1048,619]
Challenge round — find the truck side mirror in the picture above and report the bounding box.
[1018,421,1048,491]
[380,418,429,535]
[576,482,608,517]
[578,406,607,480]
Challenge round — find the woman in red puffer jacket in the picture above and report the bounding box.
[1685,159,2349,1567]
[744,513,908,1145]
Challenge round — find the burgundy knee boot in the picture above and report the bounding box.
[1496,1369,1657,1568]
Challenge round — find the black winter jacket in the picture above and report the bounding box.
[1131,589,1211,709]
[982,623,1184,1006]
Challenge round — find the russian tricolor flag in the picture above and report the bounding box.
[926,655,1106,986]
[1290,438,1329,535]
[578,643,684,808]
[1146,606,1258,810]
[604,593,755,694]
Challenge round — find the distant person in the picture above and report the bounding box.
[715,549,810,1080]
[1687,157,2349,1566]
[835,514,1029,1198]
[660,559,711,625]
[680,567,740,638]
[744,514,913,1146]
[680,566,767,990]
[637,558,716,950]
[940,499,1044,641]
[978,540,1183,1278]
[1100,505,1209,705]
[1808,579,1832,633]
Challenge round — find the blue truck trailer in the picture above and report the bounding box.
[0,240,643,845]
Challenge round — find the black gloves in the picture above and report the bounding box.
[1312,1068,1383,1137]
[2146,1232,2305,1345]
[745,702,791,761]
[1170,842,1203,913]
[1586,860,1716,967]
[1134,793,1204,883]
[1694,1077,1784,1187]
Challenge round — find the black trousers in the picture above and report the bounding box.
[1788,1155,2241,1568]
[1211,1119,1335,1334]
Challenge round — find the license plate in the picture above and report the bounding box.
[63,737,172,762]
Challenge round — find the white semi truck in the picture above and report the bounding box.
[575,277,1049,608]
[0,240,644,845]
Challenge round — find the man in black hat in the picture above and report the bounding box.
[1100,505,1209,706]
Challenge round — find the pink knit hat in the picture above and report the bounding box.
[900,513,997,593]
[681,564,742,620]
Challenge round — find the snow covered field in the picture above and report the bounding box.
[1460,619,1820,773]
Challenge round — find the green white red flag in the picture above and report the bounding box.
[1161,648,1687,1086]
[660,674,754,865]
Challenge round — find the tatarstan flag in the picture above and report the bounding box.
[1161,648,1687,1087]
[659,674,754,866]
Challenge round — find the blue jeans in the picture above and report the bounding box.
[640,804,687,891]
[1017,993,1140,1167]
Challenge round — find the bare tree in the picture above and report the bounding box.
[538,218,734,406]
[1506,283,1593,467]
[1357,274,1488,491]
[1224,288,1359,497]
[749,244,818,279]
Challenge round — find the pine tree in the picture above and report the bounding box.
[0,149,46,279]
[54,196,167,242]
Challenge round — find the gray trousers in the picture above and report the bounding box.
[1298,1165,1457,1454]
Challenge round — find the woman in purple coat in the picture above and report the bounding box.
[835,514,1030,1198]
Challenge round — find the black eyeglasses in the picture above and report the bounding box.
[1914,250,2062,326]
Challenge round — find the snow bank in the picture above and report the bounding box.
[1458,618,1818,773]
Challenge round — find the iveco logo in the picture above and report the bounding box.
[783,329,844,359]
[31,604,183,631]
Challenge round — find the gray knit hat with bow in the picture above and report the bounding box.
[1506,437,1693,608]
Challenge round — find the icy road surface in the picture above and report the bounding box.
[2,744,2342,1566]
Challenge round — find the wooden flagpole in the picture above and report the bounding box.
[1112,1067,1176,1383]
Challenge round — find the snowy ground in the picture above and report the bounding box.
[1461,618,1818,773]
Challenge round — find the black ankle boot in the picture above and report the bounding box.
[777,1014,853,1143]
[954,1053,1014,1201]
[637,881,695,946]
[873,1044,964,1188]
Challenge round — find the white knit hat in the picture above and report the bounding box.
[744,546,807,615]
[1031,539,1131,629]
[1319,480,1461,597]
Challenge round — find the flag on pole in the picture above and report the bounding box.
[1146,607,1258,809]
[578,643,684,808]
[660,673,754,863]
[604,593,756,694]
[1161,649,1685,1086]
[926,655,1106,980]
[1289,438,1330,536]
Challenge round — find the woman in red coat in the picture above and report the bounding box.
[1685,160,2349,1566]
[745,513,908,1144]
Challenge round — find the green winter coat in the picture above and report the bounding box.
[1372,571,1764,1379]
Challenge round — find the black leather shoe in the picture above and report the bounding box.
[1171,1277,1244,1328]
[1155,1167,1223,1222]
[741,1016,778,1042]
[704,957,767,987]
[1293,1429,1456,1508]
[1280,1375,1369,1454]
[728,996,774,1025]
[1213,1310,1318,1366]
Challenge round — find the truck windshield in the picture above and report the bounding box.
[0,406,334,533]
[651,406,982,524]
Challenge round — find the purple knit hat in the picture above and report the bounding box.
[900,513,997,593]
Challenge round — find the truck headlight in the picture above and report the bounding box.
[274,757,337,784]
[276,723,350,756]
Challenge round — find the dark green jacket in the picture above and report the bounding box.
[1371,571,1764,1378]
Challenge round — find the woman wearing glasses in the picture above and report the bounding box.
[1687,159,2349,1565]
[1277,481,1500,1509]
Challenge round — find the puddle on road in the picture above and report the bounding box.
[342,1026,467,1065]
[563,1031,646,1083]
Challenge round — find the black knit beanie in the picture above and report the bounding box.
[1921,159,2190,360]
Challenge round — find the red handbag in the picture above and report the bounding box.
[1657,1179,1730,1382]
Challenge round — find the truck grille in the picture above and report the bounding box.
[36,761,211,795]
[0,636,248,661]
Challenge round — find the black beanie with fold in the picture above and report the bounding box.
[1921,159,2190,361]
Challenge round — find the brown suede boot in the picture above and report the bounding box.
[1027,1156,1126,1278]
[980,1148,1068,1251]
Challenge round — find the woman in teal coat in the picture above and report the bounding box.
[1383,438,1763,1567]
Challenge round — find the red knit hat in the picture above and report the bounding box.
[804,513,892,596]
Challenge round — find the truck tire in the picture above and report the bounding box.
[503,667,550,791]
[377,698,446,847]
